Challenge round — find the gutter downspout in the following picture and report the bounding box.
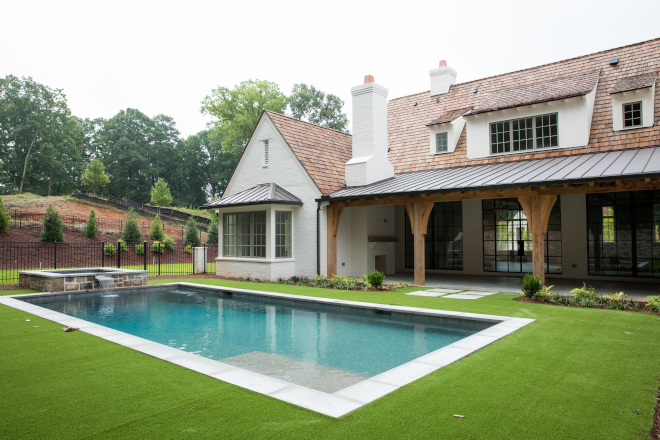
[317,200,321,276]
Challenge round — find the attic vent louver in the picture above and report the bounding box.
[609,57,619,66]
[263,139,269,166]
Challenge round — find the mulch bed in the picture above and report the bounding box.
[513,296,659,316]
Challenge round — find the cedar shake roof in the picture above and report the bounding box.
[426,107,472,126]
[265,111,352,194]
[202,182,302,208]
[387,38,660,175]
[466,70,601,115]
[610,72,657,94]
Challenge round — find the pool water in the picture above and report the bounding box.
[24,286,493,392]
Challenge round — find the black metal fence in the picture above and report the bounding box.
[0,241,218,285]
[10,210,200,242]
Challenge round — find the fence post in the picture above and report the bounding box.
[117,241,121,269]
[53,241,57,270]
[102,241,105,267]
[158,242,161,276]
[143,241,147,271]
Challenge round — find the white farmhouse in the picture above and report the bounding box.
[203,38,660,287]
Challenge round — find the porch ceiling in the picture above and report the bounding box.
[326,146,660,201]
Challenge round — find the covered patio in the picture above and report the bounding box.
[383,272,657,299]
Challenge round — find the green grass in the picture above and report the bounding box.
[1,280,659,439]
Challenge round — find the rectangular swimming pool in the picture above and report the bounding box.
[3,283,533,417]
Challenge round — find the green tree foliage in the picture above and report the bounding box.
[84,209,99,238]
[149,214,164,241]
[174,131,223,203]
[40,205,64,242]
[0,197,11,232]
[150,177,173,207]
[81,159,110,196]
[289,84,349,132]
[121,208,142,242]
[184,217,201,247]
[0,75,86,195]
[206,216,218,244]
[201,79,288,159]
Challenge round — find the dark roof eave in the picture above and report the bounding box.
[200,200,304,210]
[318,173,660,203]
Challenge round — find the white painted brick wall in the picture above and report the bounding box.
[217,116,322,279]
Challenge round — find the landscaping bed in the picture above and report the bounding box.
[513,296,660,316]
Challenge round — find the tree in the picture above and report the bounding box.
[289,84,349,132]
[184,217,201,247]
[84,209,99,238]
[0,75,80,194]
[40,205,64,242]
[150,177,173,207]
[149,214,164,241]
[0,197,11,233]
[121,208,142,242]
[201,79,288,159]
[81,159,110,196]
[206,216,218,244]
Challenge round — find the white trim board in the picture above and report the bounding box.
[0,283,534,418]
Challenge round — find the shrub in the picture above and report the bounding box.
[206,216,218,244]
[571,283,600,301]
[603,292,628,310]
[84,209,99,238]
[0,197,11,233]
[151,241,164,253]
[40,205,64,242]
[163,235,175,250]
[558,295,574,306]
[362,270,385,289]
[534,285,554,302]
[521,273,542,299]
[103,243,116,256]
[645,296,660,312]
[122,208,142,242]
[149,215,164,241]
[117,239,128,252]
[184,244,192,253]
[392,281,410,290]
[135,244,145,255]
[184,217,201,247]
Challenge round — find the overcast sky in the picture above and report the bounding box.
[2,0,659,138]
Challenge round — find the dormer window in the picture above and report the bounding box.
[623,102,642,128]
[490,113,558,154]
[435,132,448,153]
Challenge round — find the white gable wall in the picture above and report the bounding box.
[218,115,322,279]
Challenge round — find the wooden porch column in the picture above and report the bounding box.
[326,205,343,277]
[518,194,557,285]
[405,202,434,286]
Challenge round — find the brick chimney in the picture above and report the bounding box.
[345,75,394,187]
[430,60,457,96]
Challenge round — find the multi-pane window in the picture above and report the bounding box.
[482,198,562,274]
[405,201,463,270]
[623,102,642,128]
[435,132,448,153]
[223,211,266,257]
[275,211,292,258]
[490,113,558,154]
[587,191,660,277]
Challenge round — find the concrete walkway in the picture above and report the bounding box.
[384,272,659,300]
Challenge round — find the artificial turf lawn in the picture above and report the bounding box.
[1,280,659,439]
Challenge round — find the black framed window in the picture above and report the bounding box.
[490,113,558,154]
[405,201,463,270]
[483,197,562,274]
[587,190,660,277]
[623,102,642,128]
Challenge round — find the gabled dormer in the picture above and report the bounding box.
[426,108,470,155]
[609,73,656,131]
[463,70,600,159]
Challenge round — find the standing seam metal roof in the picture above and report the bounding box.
[326,146,660,199]
[201,183,303,208]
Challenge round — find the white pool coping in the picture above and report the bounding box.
[0,282,534,418]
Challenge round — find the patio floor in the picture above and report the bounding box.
[384,272,659,299]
